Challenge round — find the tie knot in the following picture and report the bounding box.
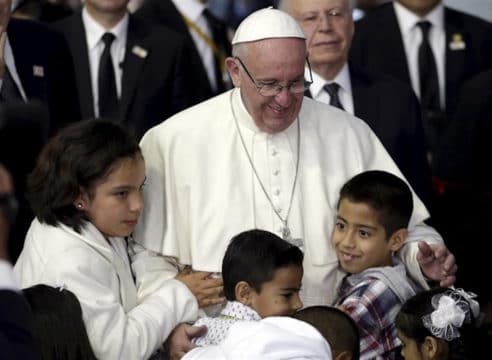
[417,21,432,37]
[323,82,340,97]
[101,32,116,47]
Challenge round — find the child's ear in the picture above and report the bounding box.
[389,228,408,252]
[235,281,253,306]
[73,189,89,210]
[422,335,442,359]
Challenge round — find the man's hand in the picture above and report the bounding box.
[417,241,457,287]
[176,269,225,308]
[167,323,207,360]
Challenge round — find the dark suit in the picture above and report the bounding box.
[2,19,80,262]
[307,66,432,206]
[432,69,492,302]
[0,290,39,359]
[350,3,492,122]
[54,12,197,140]
[7,18,81,135]
[136,0,232,102]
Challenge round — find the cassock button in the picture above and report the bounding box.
[273,169,280,176]
[274,189,280,196]
[271,148,277,156]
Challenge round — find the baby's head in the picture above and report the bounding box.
[222,229,303,317]
[333,170,413,273]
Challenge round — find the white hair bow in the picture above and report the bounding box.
[422,288,479,341]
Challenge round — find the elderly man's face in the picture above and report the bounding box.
[397,0,442,16]
[227,38,306,134]
[284,0,353,77]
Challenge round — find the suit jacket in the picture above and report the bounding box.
[2,19,80,262]
[430,69,492,302]
[306,66,432,206]
[136,0,231,102]
[0,290,39,360]
[54,12,197,140]
[350,3,492,120]
[7,18,81,136]
[435,68,492,190]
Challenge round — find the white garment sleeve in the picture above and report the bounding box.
[130,241,198,317]
[0,260,17,290]
[42,247,198,360]
[397,222,443,289]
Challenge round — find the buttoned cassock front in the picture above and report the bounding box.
[132,89,442,316]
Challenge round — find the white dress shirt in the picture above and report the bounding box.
[82,8,128,117]
[172,0,218,91]
[307,63,355,115]
[394,1,446,109]
[0,36,27,101]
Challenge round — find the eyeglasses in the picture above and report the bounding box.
[235,57,313,97]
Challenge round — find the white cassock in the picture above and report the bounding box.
[132,88,442,317]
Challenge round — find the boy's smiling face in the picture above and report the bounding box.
[332,198,404,274]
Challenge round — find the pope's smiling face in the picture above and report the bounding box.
[227,38,307,134]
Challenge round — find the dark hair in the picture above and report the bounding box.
[23,284,97,360]
[27,120,141,233]
[396,287,490,359]
[293,306,360,359]
[338,170,413,237]
[222,229,303,300]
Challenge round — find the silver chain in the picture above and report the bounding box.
[230,91,300,233]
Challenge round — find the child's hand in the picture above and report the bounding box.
[176,269,225,308]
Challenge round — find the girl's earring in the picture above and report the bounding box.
[76,203,83,209]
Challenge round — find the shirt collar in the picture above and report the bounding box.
[172,0,207,22]
[82,7,129,51]
[394,1,444,35]
[308,63,352,99]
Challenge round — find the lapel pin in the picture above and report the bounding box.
[132,45,148,59]
[33,65,44,77]
[449,33,466,51]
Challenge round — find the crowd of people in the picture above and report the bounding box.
[1,0,492,359]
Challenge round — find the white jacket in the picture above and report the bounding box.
[14,219,198,360]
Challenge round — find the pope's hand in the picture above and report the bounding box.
[417,241,457,287]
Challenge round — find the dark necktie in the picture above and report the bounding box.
[1,67,23,102]
[323,83,344,110]
[98,32,119,119]
[203,9,227,92]
[417,21,442,156]
[417,21,440,112]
